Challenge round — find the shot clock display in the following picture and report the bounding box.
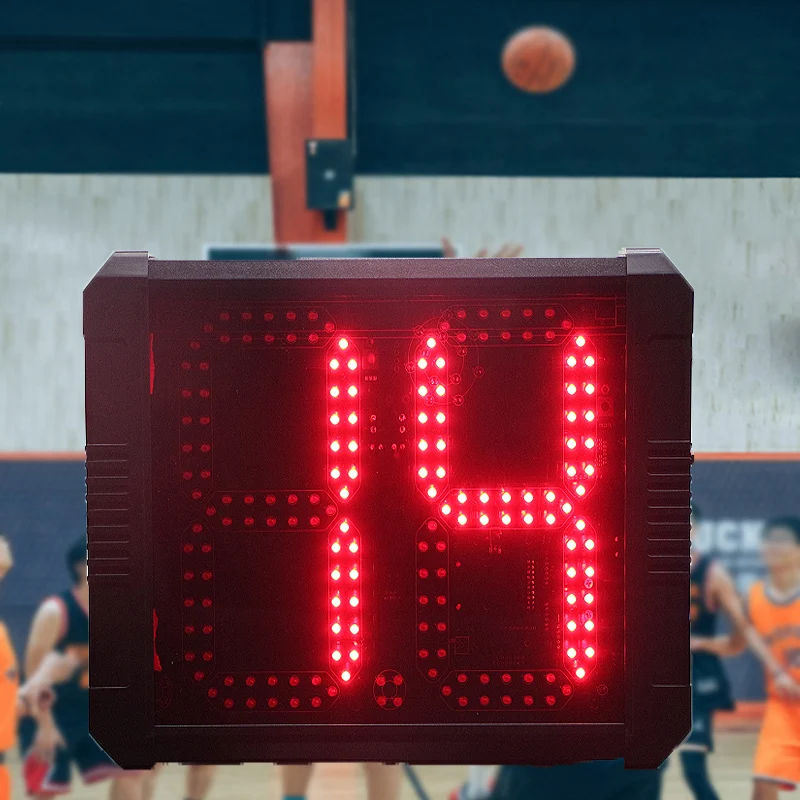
[85,249,693,769]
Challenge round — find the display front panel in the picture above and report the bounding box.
[150,294,626,726]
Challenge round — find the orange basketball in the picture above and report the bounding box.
[501,27,576,94]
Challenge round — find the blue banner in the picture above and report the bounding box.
[1,457,798,699]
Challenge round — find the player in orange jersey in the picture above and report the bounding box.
[746,517,800,799]
[0,535,18,800]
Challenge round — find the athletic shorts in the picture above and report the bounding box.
[682,704,715,752]
[18,716,122,795]
[490,760,663,800]
[754,699,800,791]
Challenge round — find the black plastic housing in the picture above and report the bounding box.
[84,249,692,769]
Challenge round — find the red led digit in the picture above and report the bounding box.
[415,334,450,501]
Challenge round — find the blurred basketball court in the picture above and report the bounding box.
[2,0,800,798]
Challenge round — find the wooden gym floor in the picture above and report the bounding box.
[7,730,762,799]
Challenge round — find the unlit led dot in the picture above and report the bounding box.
[585,355,595,366]
[441,504,452,515]
[479,513,490,526]
[418,412,429,423]
[576,485,587,496]
[566,465,577,477]
[546,513,556,525]
[436,466,446,478]
[330,413,340,425]
[419,439,429,451]
[562,502,573,513]
[338,338,349,350]
[330,359,340,370]
[428,486,438,499]
[576,336,586,347]
[435,385,446,397]
[523,512,534,525]
[418,358,428,369]
[567,539,577,551]
[348,386,358,397]
[436,412,446,423]
[427,337,437,348]
[501,513,512,526]
[566,384,577,395]
[458,513,468,526]
[566,355,577,367]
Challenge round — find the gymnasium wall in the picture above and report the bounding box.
[1,175,799,452]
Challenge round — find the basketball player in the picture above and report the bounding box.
[746,517,800,799]
[0,535,18,800]
[678,504,747,800]
[489,760,662,800]
[19,536,149,799]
